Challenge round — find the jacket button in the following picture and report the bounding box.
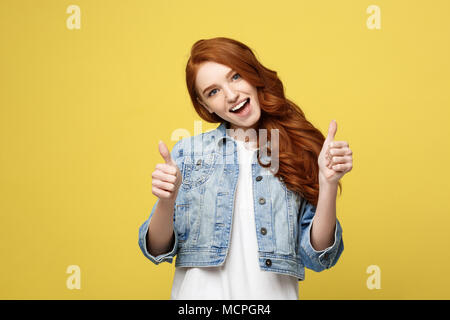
[259,197,266,205]
[196,159,202,166]
[260,227,267,235]
[256,176,262,181]
[265,259,272,267]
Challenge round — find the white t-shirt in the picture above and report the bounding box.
[170,138,299,300]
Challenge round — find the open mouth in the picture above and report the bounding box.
[229,98,250,113]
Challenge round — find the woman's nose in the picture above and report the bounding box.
[224,85,238,102]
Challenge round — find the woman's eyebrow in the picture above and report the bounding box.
[202,69,235,95]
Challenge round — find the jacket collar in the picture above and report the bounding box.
[213,122,259,147]
[212,122,271,163]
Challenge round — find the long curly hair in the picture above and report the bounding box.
[185,37,341,206]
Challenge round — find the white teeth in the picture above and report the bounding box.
[231,99,248,112]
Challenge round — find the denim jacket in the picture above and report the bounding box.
[138,122,344,281]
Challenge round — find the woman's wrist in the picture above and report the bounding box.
[319,173,338,189]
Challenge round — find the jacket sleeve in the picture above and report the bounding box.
[298,198,344,272]
[138,139,183,265]
[138,199,178,264]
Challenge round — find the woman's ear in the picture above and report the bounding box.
[197,97,214,114]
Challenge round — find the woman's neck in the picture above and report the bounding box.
[226,122,259,143]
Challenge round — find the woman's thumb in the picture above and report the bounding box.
[158,140,173,164]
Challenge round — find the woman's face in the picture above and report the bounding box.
[195,61,261,131]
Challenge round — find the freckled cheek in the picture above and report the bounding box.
[214,102,229,115]
[249,88,260,104]
[251,96,261,111]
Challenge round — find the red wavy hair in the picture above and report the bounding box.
[185,37,342,206]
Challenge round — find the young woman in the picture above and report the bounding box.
[139,37,353,300]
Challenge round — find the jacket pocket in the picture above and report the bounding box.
[181,153,216,190]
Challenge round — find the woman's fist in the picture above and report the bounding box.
[151,141,182,202]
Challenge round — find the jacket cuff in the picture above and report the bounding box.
[300,215,344,271]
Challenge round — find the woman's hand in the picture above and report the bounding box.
[151,141,182,202]
[318,120,353,185]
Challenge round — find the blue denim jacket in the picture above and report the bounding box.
[138,122,344,281]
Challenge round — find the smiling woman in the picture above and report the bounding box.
[139,37,347,300]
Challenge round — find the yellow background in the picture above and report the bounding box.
[1,0,449,299]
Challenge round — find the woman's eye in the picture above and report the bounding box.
[208,89,218,97]
[207,74,240,97]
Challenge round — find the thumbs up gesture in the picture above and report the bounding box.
[151,141,182,202]
[318,120,353,185]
